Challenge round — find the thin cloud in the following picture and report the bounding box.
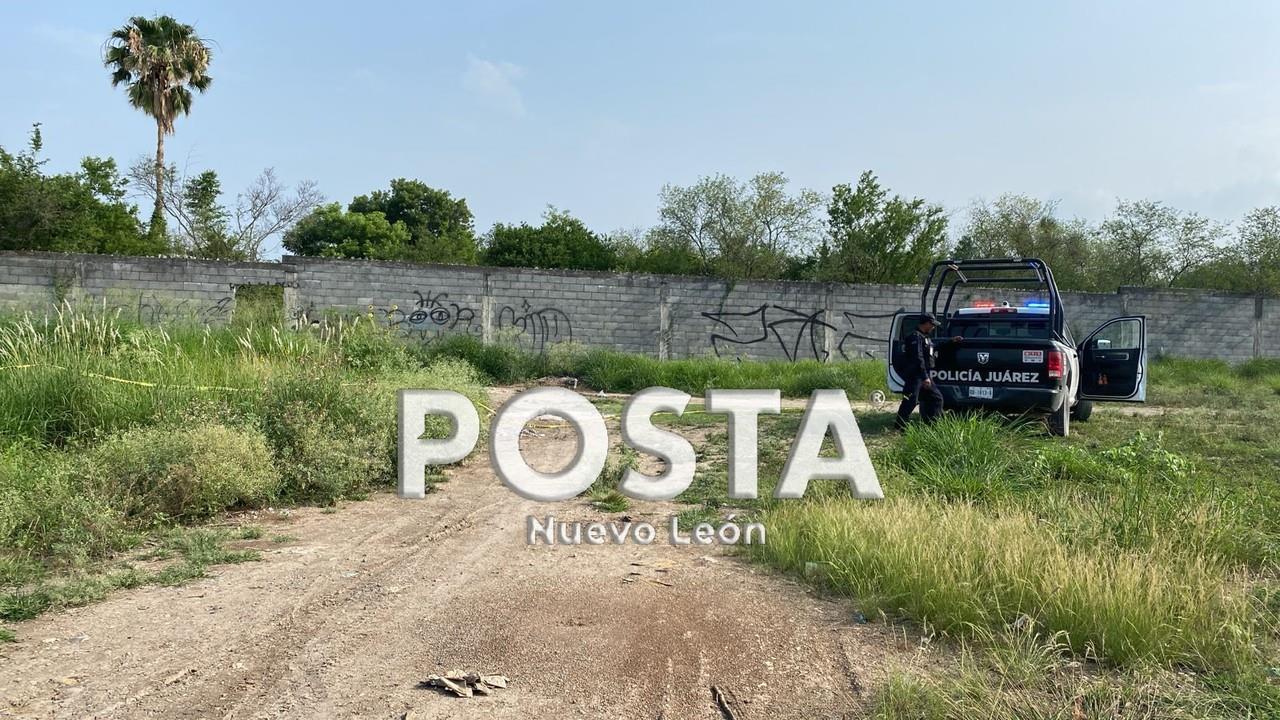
[462,55,527,117]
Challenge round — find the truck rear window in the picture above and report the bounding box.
[947,318,1051,339]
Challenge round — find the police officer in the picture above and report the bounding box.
[895,313,963,430]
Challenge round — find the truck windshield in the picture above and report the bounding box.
[947,317,1051,340]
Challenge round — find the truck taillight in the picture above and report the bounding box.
[1047,350,1065,378]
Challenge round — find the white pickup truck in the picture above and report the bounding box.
[887,258,1148,436]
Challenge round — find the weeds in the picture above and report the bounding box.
[0,308,487,619]
[756,496,1260,671]
[590,448,638,512]
[0,526,262,622]
[418,333,890,398]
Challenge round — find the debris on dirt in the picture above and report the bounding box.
[420,670,510,698]
[163,667,196,685]
[712,684,744,719]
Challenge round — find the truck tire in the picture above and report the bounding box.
[1048,400,1070,437]
[1071,399,1093,422]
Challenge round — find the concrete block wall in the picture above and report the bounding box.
[669,279,830,362]
[288,257,489,344]
[1116,287,1258,363]
[488,268,662,355]
[0,251,1274,364]
[0,252,283,324]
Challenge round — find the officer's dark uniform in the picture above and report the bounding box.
[895,326,947,429]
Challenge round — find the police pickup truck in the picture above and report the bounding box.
[887,258,1148,436]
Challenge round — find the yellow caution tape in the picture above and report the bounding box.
[0,363,252,393]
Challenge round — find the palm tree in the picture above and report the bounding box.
[104,16,212,238]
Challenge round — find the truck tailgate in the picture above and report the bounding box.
[932,341,1059,391]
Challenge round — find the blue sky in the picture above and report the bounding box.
[3,1,1278,255]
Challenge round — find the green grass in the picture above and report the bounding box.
[1148,357,1280,407]
[589,447,638,513]
[870,634,1280,719]
[646,356,1280,715]
[0,526,261,622]
[0,307,487,618]
[758,496,1260,670]
[4,310,1280,714]
[417,333,890,398]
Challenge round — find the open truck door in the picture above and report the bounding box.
[886,312,924,393]
[1079,316,1147,402]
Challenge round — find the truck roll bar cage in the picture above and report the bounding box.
[920,258,1066,342]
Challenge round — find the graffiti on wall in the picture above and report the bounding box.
[497,299,573,353]
[385,290,479,342]
[836,309,905,358]
[111,293,233,325]
[703,304,904,362]
[289,291,573,353]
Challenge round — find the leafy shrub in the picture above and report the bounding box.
[90,422,280,521]
[266,403,387,504]
[337,321,416,372]
[255,356,489,504]
[415,334,551,384]
[257,371,392,504]
[0,443,130,568]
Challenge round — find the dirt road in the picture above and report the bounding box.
[0,398,912,719]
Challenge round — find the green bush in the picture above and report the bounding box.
[414,334,551,384]
[265,403,386,504]
[257,359,486,504]
[258,371,392,504]
[90,422,280,521]
[337,321,416,372]
[0,443,130,570]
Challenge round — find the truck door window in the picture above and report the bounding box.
[1089,320,1140,350]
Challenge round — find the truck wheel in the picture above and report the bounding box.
[1071,399,1093,422]
[1048,401,1070,437]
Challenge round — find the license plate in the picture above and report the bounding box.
[968,386,993,399]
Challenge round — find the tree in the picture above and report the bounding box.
[1097,200,1223,288]
[484,208,615,270]
[816,171,948,284]
[1236,207,1280,295]
[284,203,412,260]
[0,124,154,255]
[104,15,212,238]
[181,170,231,258]
[1188,207,1280,295]
[652,172,821,279]
[129,160,322,260]
[609,227,703,275]
[349,179,478,263]
[956,194,1096,290]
